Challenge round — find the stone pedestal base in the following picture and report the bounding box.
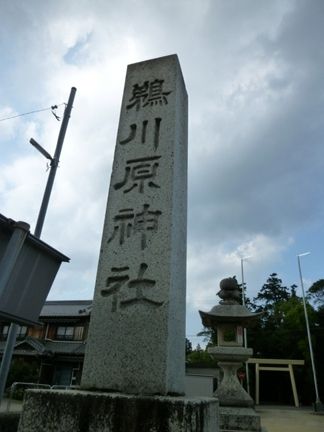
[314,401,324,412]
[208,347,254,408]
[18,389,219,432]
[215,362,253,407]
[220,407,262,432]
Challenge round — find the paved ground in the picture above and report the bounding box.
[256,405,324,432]
[0,399,22,412]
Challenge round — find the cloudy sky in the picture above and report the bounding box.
[1,0,324,346]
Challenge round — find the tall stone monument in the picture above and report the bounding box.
[18,55,218,432]
[81,54,187,396]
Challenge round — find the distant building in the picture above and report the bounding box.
[0,300,218,395]
[0,300,92,386]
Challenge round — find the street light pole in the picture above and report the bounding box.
[241,256,251,395]
[297,252,323,411]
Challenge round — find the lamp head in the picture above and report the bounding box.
[298,252,310,258]
[241,255,252,262]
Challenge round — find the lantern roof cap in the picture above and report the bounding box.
[199,277,262,328]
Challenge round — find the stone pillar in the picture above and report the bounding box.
[81,54,187,396]
[18,55,219,432]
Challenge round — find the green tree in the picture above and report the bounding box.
[308,279,324,306]
[186,346,218,368]
[249,274,313,359]
[7,358,39,388]
[275,295,316,359]
[185,338,193,356]
[249,274,323,403]
[253,273,290,312]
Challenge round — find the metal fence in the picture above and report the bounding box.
[1,381,79,412]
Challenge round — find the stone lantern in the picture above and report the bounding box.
[199,277,261,408]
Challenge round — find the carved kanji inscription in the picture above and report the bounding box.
[101,263,164,311]
[107,204,162,250]
[126,79,171,111]
[119,118,162,150]
[114,156,161,194]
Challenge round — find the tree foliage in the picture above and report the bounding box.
[185,338,193,356]
[250,274,324,403]
[308,279,324,305]
[186,346,218,368]
[7,358,39,389]
[249,274,316,360]
[253,273,289,311]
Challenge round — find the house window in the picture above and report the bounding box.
[1,325,9,340]
[17,326,28,339]
[1,325,27,340]
[56,326,74,340]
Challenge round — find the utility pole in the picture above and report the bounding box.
[33,87,76,238]
[241,256,251,395]
[0,87,76,402]
[297,253,323,412]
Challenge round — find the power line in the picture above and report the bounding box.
[186,335,206,338]
[0,103,65,122]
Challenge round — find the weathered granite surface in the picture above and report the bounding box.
[18,390,219,432]
[219,407,261,432]
[208,346,253,362]
[81,54,188,396]
[208,347,254,407]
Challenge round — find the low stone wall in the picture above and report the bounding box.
[18,389,219,432]
[0,413,20,432]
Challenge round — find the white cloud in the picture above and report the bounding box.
[187,233,293,310]
[0,108,20,141]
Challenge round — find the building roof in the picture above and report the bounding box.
[40,300,92,318]
[0,337,86,356]
[0,213,69,263]
[45,340,86,355]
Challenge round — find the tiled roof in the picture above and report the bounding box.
[44,340,86,355]
[16,337,47,353]
[0,337,86,356]
[40,300,92,318]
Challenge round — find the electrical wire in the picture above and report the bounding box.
[0,103,65,122]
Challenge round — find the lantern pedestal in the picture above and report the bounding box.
[209,347,254,408]
[219,407,261,432]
